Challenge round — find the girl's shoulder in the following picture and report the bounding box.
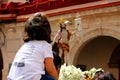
[28,40,51,47]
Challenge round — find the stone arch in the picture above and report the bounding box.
[69,27,120,64]
[108,43,120,68]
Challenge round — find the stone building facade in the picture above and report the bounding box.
[0,0,120,80]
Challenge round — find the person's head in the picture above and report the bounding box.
[93,70,104,80]
[60,23,66,32]
[96,72,116,80]
[23,12,51,43]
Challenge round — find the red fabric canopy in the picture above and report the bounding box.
[0,0,101,21]
[1,0,120,22]
[0,0,101,15]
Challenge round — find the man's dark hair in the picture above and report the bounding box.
[97,72,116,80]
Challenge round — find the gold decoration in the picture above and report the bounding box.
[58,16,66,24]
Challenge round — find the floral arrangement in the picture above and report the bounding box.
[58,64,104,80]
[83,67,104,80]
[58,64,85,80]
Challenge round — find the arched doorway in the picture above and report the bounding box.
[75,36,120,80]
[109,43,120,79]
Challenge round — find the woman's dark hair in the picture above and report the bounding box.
[97,72,116,80]
[23,12,51,43]
[53,51,62,69]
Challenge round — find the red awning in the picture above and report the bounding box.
[0,0,101,21]
[0,0,120,22]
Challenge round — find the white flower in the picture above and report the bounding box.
[59,64,85,80]
[58,64,104,80]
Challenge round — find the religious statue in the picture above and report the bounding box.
[52,17,71,63]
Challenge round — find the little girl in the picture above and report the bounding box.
[7,12,58,80]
